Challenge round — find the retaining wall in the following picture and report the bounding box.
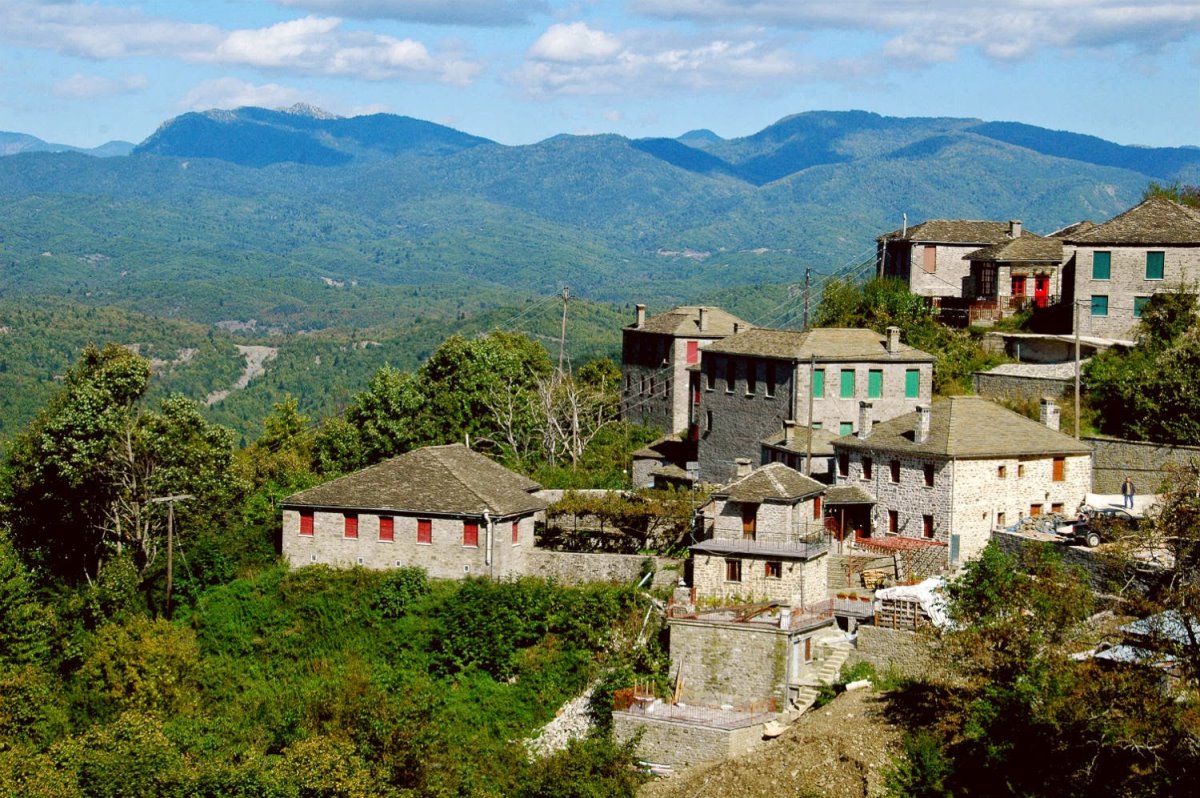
[846,626,938,680]
[991,529,1166,596]
[973,372,1072,403]
[1084,436,1200,494]
[523,550,682,590]
[612,712,766,769]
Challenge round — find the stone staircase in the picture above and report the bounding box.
[785,633,855,720]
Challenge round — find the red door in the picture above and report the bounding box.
[1034,275,1049,307]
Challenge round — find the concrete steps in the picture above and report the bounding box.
[788,635,854,718]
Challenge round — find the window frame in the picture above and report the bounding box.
[1092,251,1111,280]
[923,463,935,487]
[1090,295,1109,317]
[888,509,898,534]
[862,456,873,480]
[463,520,479,548]
[378,515,394,542]
[1146,251,1165,280]
[890,459,901,484]
[1134,296,1150,318]
[1052,457,1066,482]
[867,369,883,399]
[840,368,856,399]
[764,561,782,580]
[343,512,359,539]
[904,369,920,399]
[512,520,520,545]
[811,368,825,399]
[745,358,757,395]
[725,559,743,583]
[416,518,432,545]
[922,515,934,539]
[299,510,314,536]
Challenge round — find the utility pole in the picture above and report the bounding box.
[150,494,193,617]
[803,267,812,330]
[558,286,570,375]
[805,354,816,476]
[1074,299,1081,440]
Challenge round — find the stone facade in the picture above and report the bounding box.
[612,713,766,769]
[697,343,933,484]
[880,241,982,298]
[524,550,682,590]
[281,509,535,580]
[1084,435,1200,494]
[1064,244,1200,339]
[846,626,939,680]
[972,371,1072,403]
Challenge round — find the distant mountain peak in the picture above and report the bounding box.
[678,129,723,143]
[279,103,340,120]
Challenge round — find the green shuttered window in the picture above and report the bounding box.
[868,369,882,399]
[812,369,825,398]
[1092,251,1111,280]
[840,369,855,398]
[1091,295,1108,317]
[1146,251,1165,280]
[905,369,920,399]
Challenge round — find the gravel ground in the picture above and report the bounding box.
[638,688,903,798]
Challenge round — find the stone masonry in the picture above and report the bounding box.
[1066,244,1200,339]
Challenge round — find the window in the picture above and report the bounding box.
[379,516,394,542]
[686,340,699,364]
[839,421,853,436]
[922,515,934,538]
[343,513,358,539]
[997,465,1007,479]
[923,244,936,273]
[705,357,716,390]
[868,369,883,399]
[1092,251,1111,280]
[1052,457,1065,481]
[417,518,432,545]
[888,510,898,534]
[1030,503,1043,517]
[977,263,997,297]
[997,511,1006,527]
[890,459,901,483]
[1147,251,1165,280]
[924,463,935,487]
[1134,296,1150,318]
[640,376,647,394]
[741,504,758,540]
[840,369,856,398]
[725,559,742,582]
[905,369,920,399]
[299,511,314,536]
[705,410,713,432]
[1090,295,1108,317]
[463,521,479,547]
[837,452,849,477]
[746,358,757,395]
[812,369,825,398]
[1018,463,1026,478]
[1051,503,1064,514]
[813,496,822,520]
[765,561,782,579]
[725,357,735,393]
[649,376,655,395]
[766,364,776,398]
[862,456,873,480]
[512,520,520,545]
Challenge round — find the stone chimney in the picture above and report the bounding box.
[886,326,901,353]
[735,458,753,478]
[699,307,710,332]
[1009,219,1022,238]
[783,419,796,446]
[1040,397,1061,430]
[733,322,741,334]
[857,401,873,439]
[915,404,931,444]
[635,304,646,329]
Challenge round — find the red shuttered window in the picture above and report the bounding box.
[512,520,520,544]
[417,519,432,544]
[379,516,394,542]
[463,521,479,548]
[344,513,358,539]
[299,511,314,536]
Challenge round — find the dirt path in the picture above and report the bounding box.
[639,688,903,798]
[205,345,277,405]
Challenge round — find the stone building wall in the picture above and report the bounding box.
[281,509,533,580]
[1084,436,1200,494]
[990,530,1167,596]
[973,371,1072,403]
[847,626,939,680]
[613,713,766,769]
[668,619,792,706]
[621,328,674,433]
[1069,244,1200,339]
[691,550,828,606]
[524,550,681,590]
[837,451,953,551]
[906,242,980,298]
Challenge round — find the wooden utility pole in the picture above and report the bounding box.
[805,354,816,475]
[558,287,570,375]
[1074,299,1081,440]
[803,267,812,330]
[150,494,193,617]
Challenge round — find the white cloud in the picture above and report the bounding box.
[631,1,1200,64]
[528,22,621,62]
[53,72,148,99]
[274,0,549,26]
[179,78,311,111]
[0,2,483,84]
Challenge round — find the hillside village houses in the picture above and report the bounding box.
[877,218,1026,301]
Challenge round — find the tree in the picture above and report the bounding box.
[1144,181,1200,209]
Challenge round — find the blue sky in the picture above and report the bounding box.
[1,0,1198,148]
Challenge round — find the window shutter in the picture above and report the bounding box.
[905,369,920,399]
[463,521,479,547]
[417,519,432,544]
[379,516,394,542]
[1092,251,1111,280]
[344,513,358,539]
[299,511,314,536]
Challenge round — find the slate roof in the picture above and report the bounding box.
[632,435,696,464]
[702,327,934,363]
[1063,197,1200,246]
[879,220,1014,245]
[630,305,749,337]
[824,485,876,505]
[833,396,1092,459]
[963,232,1063,264]
[1049,220,1095,239]
[282,443,546,517]
[715,463,825,503]
[762,426,838,457]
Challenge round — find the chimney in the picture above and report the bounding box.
[783,419,796,446]
[915,404,931,444]
[886,326,901,353]
[735,458,753,478]
[699,307,710,332]
[857,401,873,439]
[733,322,742,334]
[1040,397,1061,430]
[1009,219,1022,239]
[635,304,646,329]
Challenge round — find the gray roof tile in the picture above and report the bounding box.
[1064,197,1200,245]
[703,327,934,363]
[630,306,749,337]
[715,463,825,503]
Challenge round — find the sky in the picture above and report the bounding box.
[0,0,1198,149]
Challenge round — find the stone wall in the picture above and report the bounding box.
[847,625,939,680]
[973,371,1072,403]
[1068,243,1200,339]
[613,712,766,769]
[1084,436,1200,494]
[622,328,674,433]
[990,530,1167,596]
[836,450,953,554]
[691,549,828,606]
[668,619,790,706]
[524,550,681,590]
[907,242,978,299]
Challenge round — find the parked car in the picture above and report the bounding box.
[1066,507,1140,547]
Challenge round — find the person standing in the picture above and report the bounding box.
[1121,476,1135,509]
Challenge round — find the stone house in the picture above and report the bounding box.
[963,229,1065,319]
[280,443,547,580]
[877,218,1024,300]
[621,304,749,435]
[1061,196,1200,340]
[691,461,829,607]
[831,396,1092,563]
[696,326,934,483]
